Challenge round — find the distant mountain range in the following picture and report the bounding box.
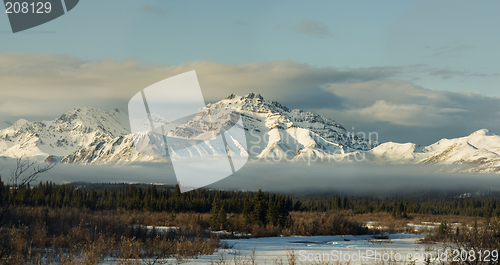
[0,93,499,173]
[366,129,500,173]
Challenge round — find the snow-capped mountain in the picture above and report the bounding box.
[0,107,130,160]
[366,129,500,173]
[2,93,500,174]
[209,93,375,155]
[59,93,376,164]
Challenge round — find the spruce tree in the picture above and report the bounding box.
[217,206,227,230]
[277,197,290,227]
[242,197,252,224]
[266,202,278,226]
[0,176,3,206]
[209,197,221,229]
[251,189,267,225]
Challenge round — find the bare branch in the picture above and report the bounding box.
[0,156,55,224]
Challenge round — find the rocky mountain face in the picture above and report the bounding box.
[206,93,376,159]
[1,93,500,173]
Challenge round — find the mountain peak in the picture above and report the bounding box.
[470,129,492,136]
[57,106,99,122]
[224,93,264,102]
[244,92,264,100]
[13,119,29,126]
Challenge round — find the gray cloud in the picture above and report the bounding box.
[0,53,395,121]
[429,68,469,79]
[323,79,499,125]
[294,19,330,36]
[424,45,475,58]
[320,80,500,144]
[141,4,168,18]
[428,68,498,79]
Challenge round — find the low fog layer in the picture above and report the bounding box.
[0,159,499,198]
[220,163,500,198]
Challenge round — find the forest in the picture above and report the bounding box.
[1,175,500,264]
[2,178,500,219]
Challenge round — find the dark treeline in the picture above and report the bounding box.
[0,178,295,215]
[298,195,500,218]
[1,178,500,218]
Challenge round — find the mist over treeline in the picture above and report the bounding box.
[2,159,500,198]
[2,179,500,218]
[208,163,500,198]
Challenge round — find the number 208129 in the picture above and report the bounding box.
[5,2,51,14]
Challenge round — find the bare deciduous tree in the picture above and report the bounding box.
[0,156,55,224]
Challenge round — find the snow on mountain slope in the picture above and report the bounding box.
[0,107,130,159]
[367,129,500,172]
[366,142,423,163]
[3,93,500,174]
[60,93,370,164]
[206,93,375,160]
[61,133,167,164]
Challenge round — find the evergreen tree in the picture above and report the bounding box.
[266,202,278,226]
[399,202,407,218]
[217,206,227,230]
[251,189,267,225]
[209,197,222,229]
[277,197,290,227]
[242,197,252,224]
[174,184,181,197]
[0,176,4,206]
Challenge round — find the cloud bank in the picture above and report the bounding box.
[1,52,499,145]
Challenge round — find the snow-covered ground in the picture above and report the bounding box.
[203,233,444,265]
[104,233,446,264]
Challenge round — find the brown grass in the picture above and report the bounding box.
[2,206,491,264]
[0,207,219,264]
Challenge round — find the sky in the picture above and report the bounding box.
[1,0,500,145]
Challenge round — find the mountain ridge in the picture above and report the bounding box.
[0,94,499,173]
[60,93,377,164]
[366,128,500,173]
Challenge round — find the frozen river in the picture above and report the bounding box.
[107,233,446,264]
